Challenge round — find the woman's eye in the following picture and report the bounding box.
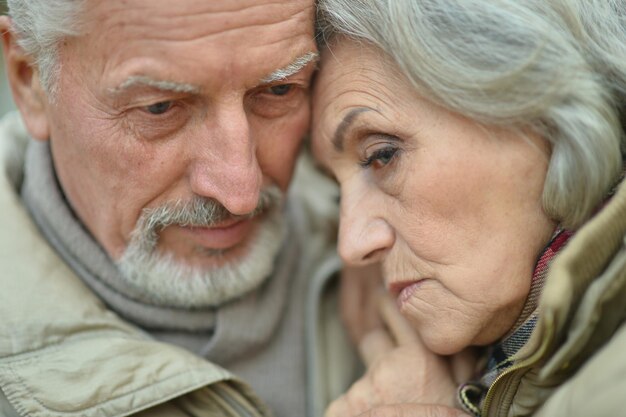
[360,147,399,168]
[267,84,293,96]
[146,101,173,115]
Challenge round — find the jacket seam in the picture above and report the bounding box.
[1,359,230,417]
[0,329,145,361]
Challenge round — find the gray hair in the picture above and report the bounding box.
[317,0,626,229]
[6,0,85,97]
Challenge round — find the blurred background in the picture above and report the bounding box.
[0,1,17,117]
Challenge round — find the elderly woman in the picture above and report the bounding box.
[311,1,626,416]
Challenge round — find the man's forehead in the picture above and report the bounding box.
[82,0,315,36]
[85,0,314,12]
[74,0,317,90]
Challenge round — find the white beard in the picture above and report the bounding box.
[116,187,286,308]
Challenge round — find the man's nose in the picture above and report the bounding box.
[188,105,263,216]
[337,187,394,266]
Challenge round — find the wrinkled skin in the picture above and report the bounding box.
[1,0,317,267]
[325,293,475,417]
[358,404,471,417]
[313,38,554,356]
[313,38,555,415]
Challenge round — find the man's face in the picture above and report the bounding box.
[37,0,316,305]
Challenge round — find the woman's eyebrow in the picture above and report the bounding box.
[332,107,373,151]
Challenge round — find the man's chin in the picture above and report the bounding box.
[116,208,287,309]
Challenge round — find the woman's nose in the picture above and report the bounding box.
[337,198,394,266]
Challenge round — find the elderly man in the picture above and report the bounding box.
[0,1,358,416]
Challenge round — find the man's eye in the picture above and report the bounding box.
[146,101,173,115]
[267,84,293,96]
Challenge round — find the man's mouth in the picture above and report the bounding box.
[180,217,256,250]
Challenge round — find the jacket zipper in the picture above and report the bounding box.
[482,363,526,417]
[482,316,556,417]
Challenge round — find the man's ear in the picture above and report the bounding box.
[0,16,50,141]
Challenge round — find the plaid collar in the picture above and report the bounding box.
[458,228,574,416]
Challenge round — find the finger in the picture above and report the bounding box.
[378,292,420,346]
[341,267,367,344]
[359,328,395,366]
[325,377,378,417]
[450,347,478,384]
[357,404,471,417]
[324,395,350,417]
[341,265,385,345]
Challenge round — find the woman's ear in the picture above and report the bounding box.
[0,16,50,141]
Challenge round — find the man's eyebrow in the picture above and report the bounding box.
[108,76,201,96]
[332,107,373,152]
[260,51,319,84]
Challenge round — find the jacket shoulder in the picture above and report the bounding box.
[0,111,271,416]
[534,320,626,417]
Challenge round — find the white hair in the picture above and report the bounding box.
[317,0,626,228]
[7,0,85,97]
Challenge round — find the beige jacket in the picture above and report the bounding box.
[483,178,626,416]
[0,112,357,417]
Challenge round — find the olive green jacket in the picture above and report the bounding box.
[0,112,357,417]
[482,179,626,416]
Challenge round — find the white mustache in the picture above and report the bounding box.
[132,185,283,252]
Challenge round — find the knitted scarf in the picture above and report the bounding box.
[20,139,312,416]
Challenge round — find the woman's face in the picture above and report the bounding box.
[312,39,556,355]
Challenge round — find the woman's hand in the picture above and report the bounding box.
[356,404,471,417]
[326,291,474,417]
[340,263,386,345]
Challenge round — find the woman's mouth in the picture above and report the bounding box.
[387,279,428,308]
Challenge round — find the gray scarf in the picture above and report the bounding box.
[20,139,299,365]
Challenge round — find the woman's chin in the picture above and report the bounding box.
[406,320,471,356]
[427,338,469,356]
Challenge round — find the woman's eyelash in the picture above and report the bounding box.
[359,147,399,168]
